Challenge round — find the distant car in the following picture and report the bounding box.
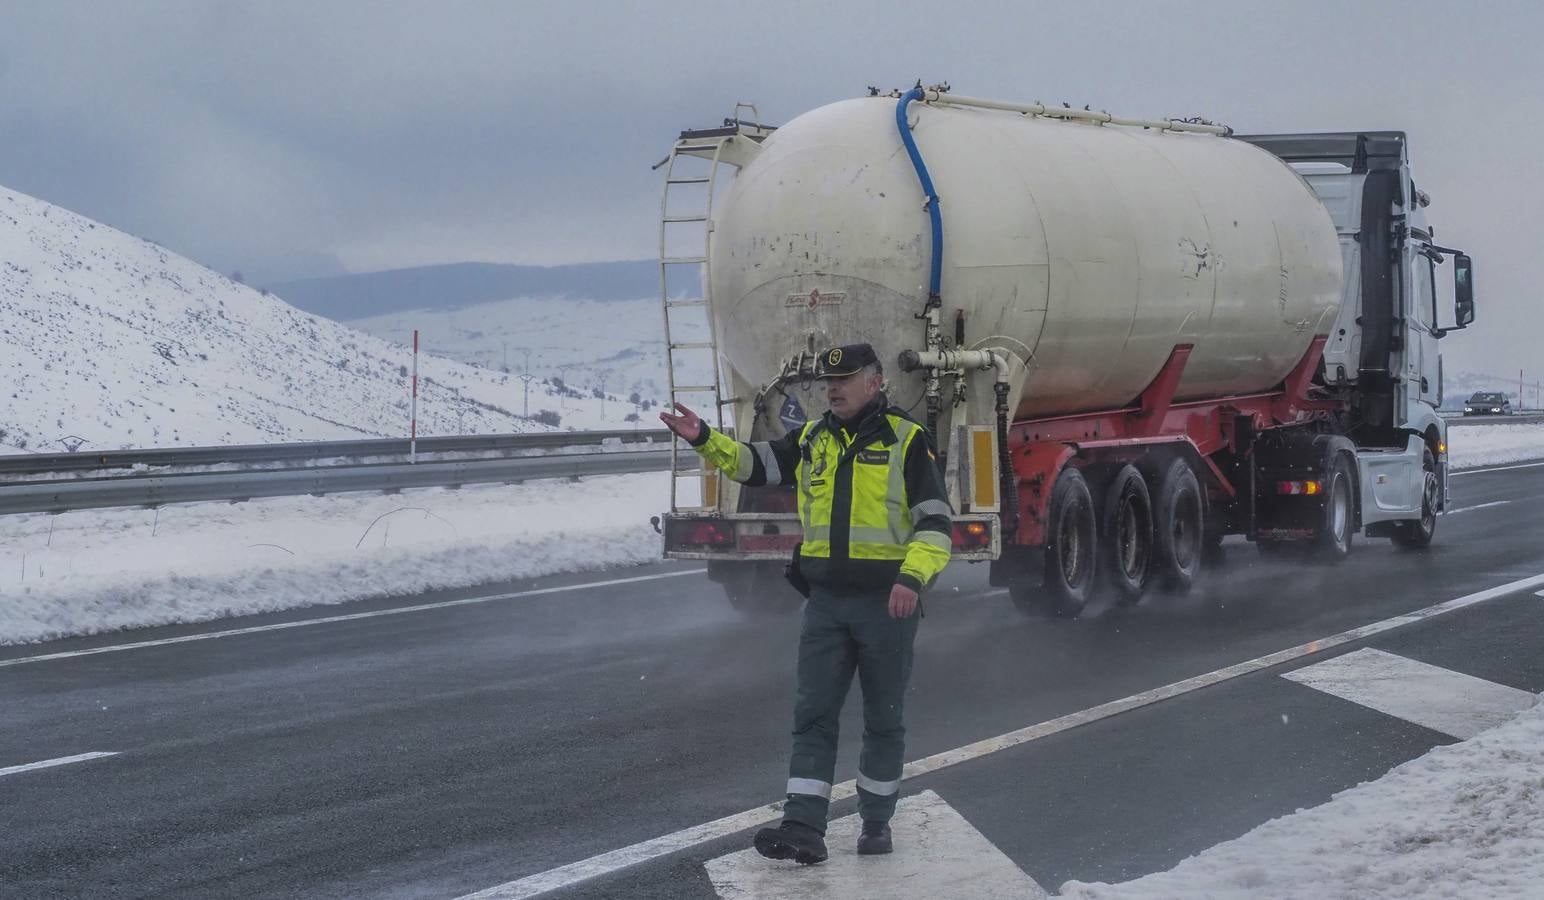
[1463,392,1513,416]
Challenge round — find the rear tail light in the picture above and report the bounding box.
[951,520,993,550]
[1276,480,1321,496]
[665,517,734,548]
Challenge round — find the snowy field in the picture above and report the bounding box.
[1059,694,1544,900]
[1446,422,1544,468]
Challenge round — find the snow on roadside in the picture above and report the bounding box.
[1447,423,1544,469]
[1059,695,1544,900]
[0,472,672,645]
[2,420,1541,647]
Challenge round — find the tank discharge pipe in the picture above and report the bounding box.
[899,348,1019,532]
[895,87,948,436]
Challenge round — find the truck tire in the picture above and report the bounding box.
[711,560,800,616]
[1100,465,1153,605]
[1040,466,1098,617]
[1393,447,1439,549]
[1314,454,1355,561]
[1152,459,1203,592]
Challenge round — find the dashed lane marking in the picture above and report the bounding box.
[1442,500,1512,515]
[0,751,119,778]
[0,569,706,669]
[1450,460,1544,477]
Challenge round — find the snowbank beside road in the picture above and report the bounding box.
[0,472,671,645]
[1059,695,1544,900]
[1,419,1540,646]
[1447,422,1544,469]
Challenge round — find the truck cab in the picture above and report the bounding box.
[1238,132,1476,527]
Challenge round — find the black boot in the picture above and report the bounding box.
[856,821,892,855]
[753,820,828,865]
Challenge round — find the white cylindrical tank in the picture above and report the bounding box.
[708,96,1342,432]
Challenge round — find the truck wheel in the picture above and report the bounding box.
[1314,454,1355,561]
[1100,465,1152,605]
[1152,459,1203,592]
[1393,447,1439,549]
[712,561,800,616]
[1041,466,1098,617]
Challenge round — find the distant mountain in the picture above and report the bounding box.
[0,186,641,454]
[265,260,657,321]
[344,295,713,420]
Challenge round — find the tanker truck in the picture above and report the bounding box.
[653,87,1476,617]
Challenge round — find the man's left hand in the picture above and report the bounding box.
[888,583,919,619]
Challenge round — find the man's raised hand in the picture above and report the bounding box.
[659,402,704,443]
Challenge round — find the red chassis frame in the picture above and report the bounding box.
[1007,337,1342,547]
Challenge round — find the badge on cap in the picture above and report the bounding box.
[827,348,843,368]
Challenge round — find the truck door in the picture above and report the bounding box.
[1408,241,1441,410]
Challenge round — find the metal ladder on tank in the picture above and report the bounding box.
[655,107,772,513]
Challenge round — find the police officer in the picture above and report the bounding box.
[660,343,953,864]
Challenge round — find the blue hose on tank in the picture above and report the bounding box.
[895,87,942,304]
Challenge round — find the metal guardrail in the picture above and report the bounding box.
[0,450,675,516]
[1,429,672,476]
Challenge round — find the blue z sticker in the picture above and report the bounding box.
[779,394,806,433]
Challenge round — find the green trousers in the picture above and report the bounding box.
[782,583,920,833]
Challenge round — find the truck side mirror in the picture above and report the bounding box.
[1454,253,1475,328]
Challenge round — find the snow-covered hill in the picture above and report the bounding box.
[0,187,642,454]
[344,295,712,422]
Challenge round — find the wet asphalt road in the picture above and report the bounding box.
[2,459,1542,899]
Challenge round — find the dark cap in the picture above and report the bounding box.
[815,343,881,378]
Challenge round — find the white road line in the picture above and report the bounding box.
[456,570,1544,900]
[1451,460,1544,477]
[704,790,1048,900]
[1443,500,1513,515]
[0,569,706,669]
[0,751,119,778]
[1282,648,1538,739]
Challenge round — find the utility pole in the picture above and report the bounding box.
[597,369,612,420]
[410,329,419,463]
[557,364,575,411]
[519,371,537,417]
[515,348,537,420]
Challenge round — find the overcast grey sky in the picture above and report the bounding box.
[2,0,1539,375]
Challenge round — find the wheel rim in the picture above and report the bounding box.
[1118,497,1147,580]
[1172,493,1200,569]
[1421,473,1438,533]
[1330,475,1350,543]
[1060,501,1089,584]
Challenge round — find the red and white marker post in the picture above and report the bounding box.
[410,329,419,464]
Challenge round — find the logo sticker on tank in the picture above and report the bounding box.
[785,289,846,310]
